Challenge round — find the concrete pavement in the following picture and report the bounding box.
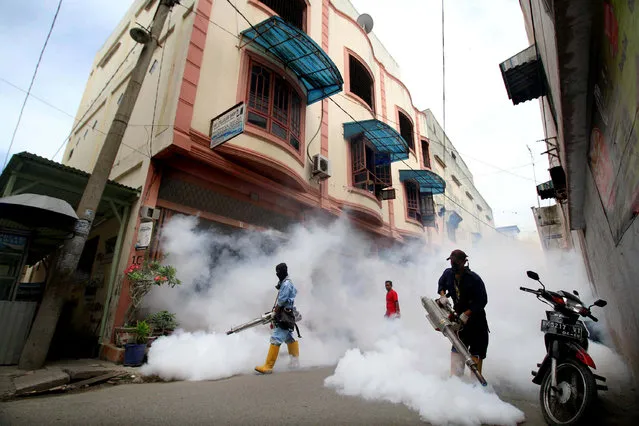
[0,367,547,426]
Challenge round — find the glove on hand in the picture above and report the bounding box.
[459,312,469,324]
[438,295,450,307]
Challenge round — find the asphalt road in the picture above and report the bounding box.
[0,366,632,426]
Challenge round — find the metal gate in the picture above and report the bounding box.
[0,301,37,365]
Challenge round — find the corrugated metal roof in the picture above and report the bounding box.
[2,152,137,193]
[241,16,344,105]
[399,169,446,195]
[343,119,410,162]
[500,45,546,105]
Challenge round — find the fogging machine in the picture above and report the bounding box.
[226,311,275,335]
[421,297,488,386]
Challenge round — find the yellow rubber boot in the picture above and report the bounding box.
[287,341,300,368]
[255,344,280,374]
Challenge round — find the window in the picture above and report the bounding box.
[465,191,474,200]
[477,204,483,212]
[398,111,414,150]
[149,59,159,74]
[434,155,446,169]
[117,93,124,105]
[351,136,391,195]
[83,129,89,139]
[421,139,430,168]
[486,215,492,222]
[257,0,306,31]
[420,194,436,225]
[92,120,98,130]
[451,151,457,161]
[144,0,157,11]
[405,181,421,222]
[98,42,121,68]
[348,55,374,111]
[246,60,303,151]
[68,148,74,160]
[452,175,462,187]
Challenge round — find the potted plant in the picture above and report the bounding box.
[124,320,151,367]
[123,259,181,325]
[147,310,179,336]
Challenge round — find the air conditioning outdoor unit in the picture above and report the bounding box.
[312,154,331,180]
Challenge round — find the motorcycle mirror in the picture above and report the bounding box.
[573,290,580,297]
[526,270,540,280]
[593,299,607,307]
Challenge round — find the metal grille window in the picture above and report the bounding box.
[348,55,374,111]
[421,139,431,168]
[247,60,303,151]
[258,0,306,31]
[398,111,414,150]
[351,136,391,194]
[405,180,421,221]
[420,193,436,225]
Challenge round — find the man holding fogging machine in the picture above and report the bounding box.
[437,249,489,377]
[254,262,300,374]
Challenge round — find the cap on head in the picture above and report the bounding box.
[446,249,468,261]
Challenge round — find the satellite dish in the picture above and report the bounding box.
[356,13,374,34]
[130,27,151,44]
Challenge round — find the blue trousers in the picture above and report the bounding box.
[270,326,296,345]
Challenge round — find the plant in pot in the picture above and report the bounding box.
[123,259,181,325]
[147,311,179,336]
[124,320,151,367]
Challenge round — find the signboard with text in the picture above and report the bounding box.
[209,102,245,150]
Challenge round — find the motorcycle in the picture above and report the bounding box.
[521,270,608,425]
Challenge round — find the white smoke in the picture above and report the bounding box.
[140,214,631,425]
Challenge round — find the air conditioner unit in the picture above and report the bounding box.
[312,154,331,179]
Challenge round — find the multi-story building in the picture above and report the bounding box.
[422,110,495,246]
[63,0,494,361]
[500,0,639,379]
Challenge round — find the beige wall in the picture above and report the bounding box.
[68,0,495,246]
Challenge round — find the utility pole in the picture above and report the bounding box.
[19,0,178,370]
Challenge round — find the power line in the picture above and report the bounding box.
[51,44,137,161]
[328,97,503,234]
[149,7,172,157]
[223,0,504,235]
[4,0,63,168]
[177,2,240,40]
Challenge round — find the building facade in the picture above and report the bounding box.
[501,0,639,380]
[65,0,494,360]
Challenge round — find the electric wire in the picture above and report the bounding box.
[177,2,240,40]
[225,0,508,235]
[1,77,151,160]
[4,0,63,168]
[149,7,172,157]
[51,44,137,161]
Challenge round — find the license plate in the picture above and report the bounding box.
[541,320,583,339]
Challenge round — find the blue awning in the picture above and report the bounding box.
[448,211,463,227]
[240,17,343,105]
[343,119,409,162]
[399,169,446,195]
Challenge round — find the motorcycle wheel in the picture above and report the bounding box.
[539,358,597,425]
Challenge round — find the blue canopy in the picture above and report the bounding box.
[343,119,409,162]
[399,169,446,195]
[448,210,463,227]
[240,17,343,105]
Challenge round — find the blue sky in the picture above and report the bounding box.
[0,0,550,238]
